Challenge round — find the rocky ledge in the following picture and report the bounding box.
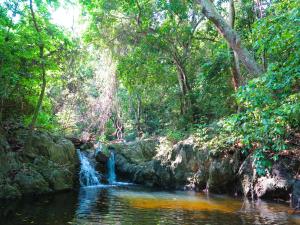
[0,127,78,199]
[107,137,300,208]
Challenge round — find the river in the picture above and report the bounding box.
[0,184,299,225]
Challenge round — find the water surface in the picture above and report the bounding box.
[0,185,299,225]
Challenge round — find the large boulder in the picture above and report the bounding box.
[110,138,158,164]
[0,128,78,199]
[111,135,299,203]
[133,160,173,188]
[207,157,236,193]
[14,168,51,195]
[239,157,297,200]
[113,136,237,191]
[292,179,300,209]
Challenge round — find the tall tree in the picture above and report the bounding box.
[196,0,262,75]
[29,0,46,129]
[228,0,241,91]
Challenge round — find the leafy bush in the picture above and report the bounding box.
[166,129,186,143]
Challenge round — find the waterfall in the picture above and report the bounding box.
[107,151,116,184]
[77,150,101,187]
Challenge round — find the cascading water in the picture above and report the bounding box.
[107,151,116,184]
[77,150,101,187]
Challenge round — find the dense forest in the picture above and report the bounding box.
[1,0,300,223]
[1,0,299,174]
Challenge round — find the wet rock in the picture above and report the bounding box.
[292,179,300,208]
[95,151,108,164]
[133,160,173,188]
[0,184,21,199]
[239,158,295,200]
[207,157,236,193]
[15,168,51,195]
[255,163,293,200]
[0,128,78,199]
[79,142,94,151]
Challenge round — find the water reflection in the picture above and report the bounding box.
[0,186,299,225]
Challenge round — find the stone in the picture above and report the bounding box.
[207,157,235,193]
[0,128,78,199]
[95,151,108,164]
[0,184,21,199]
[254,163,293,200]
[239,158,294,200]
[14,168,51,195]
[292,179,300,209]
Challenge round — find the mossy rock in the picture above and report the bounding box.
[110,138,158,164]
[207,158,235,193]
[0,184,21,199]
[33,156,74,191]
[14,167,51,195]
[0,151,22,181]
[0,130,10,152]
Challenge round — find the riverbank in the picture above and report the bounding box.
[106,137,300,208]
[1,125,299,211]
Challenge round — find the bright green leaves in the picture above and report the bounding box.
[225,67,299,175]
[253,0,300,68]
[0,0,75,130]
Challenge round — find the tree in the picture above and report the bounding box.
[228,0,241,91]
[196,0,262,75]
[0,0,74,130]
[28,0,46,129]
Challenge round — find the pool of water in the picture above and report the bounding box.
[0,185,299,225]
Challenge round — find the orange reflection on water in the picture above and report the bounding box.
[127,197,241,213]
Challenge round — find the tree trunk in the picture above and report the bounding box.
[29,0,46,129]
[135,94,142,136]
[228,0,241,91]
[29,46,46,129]
[254,0,267,71]
[197,0,262,76]
[174,57,192,115]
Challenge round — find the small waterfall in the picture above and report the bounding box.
[107,151,116,184]
[77,150,101,187]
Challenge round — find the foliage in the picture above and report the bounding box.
[0,0,74,132]
[0,0,298,175]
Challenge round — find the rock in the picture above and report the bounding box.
[133,160,173,188]
[254,163,293,200]
[112,134,299,203]
[114,136,207,189]
[192,167,208,191]
[14,168,51,195]
[95,151,108,164]
[207,157,235,193]
[33,156,74,191]
[95,151,109,175]
[239,158,295,200]
[0,128,78,199]
[79,142,94,150]
[110,138,159,164]
[0,184,21,199]
[292,179,300,208]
